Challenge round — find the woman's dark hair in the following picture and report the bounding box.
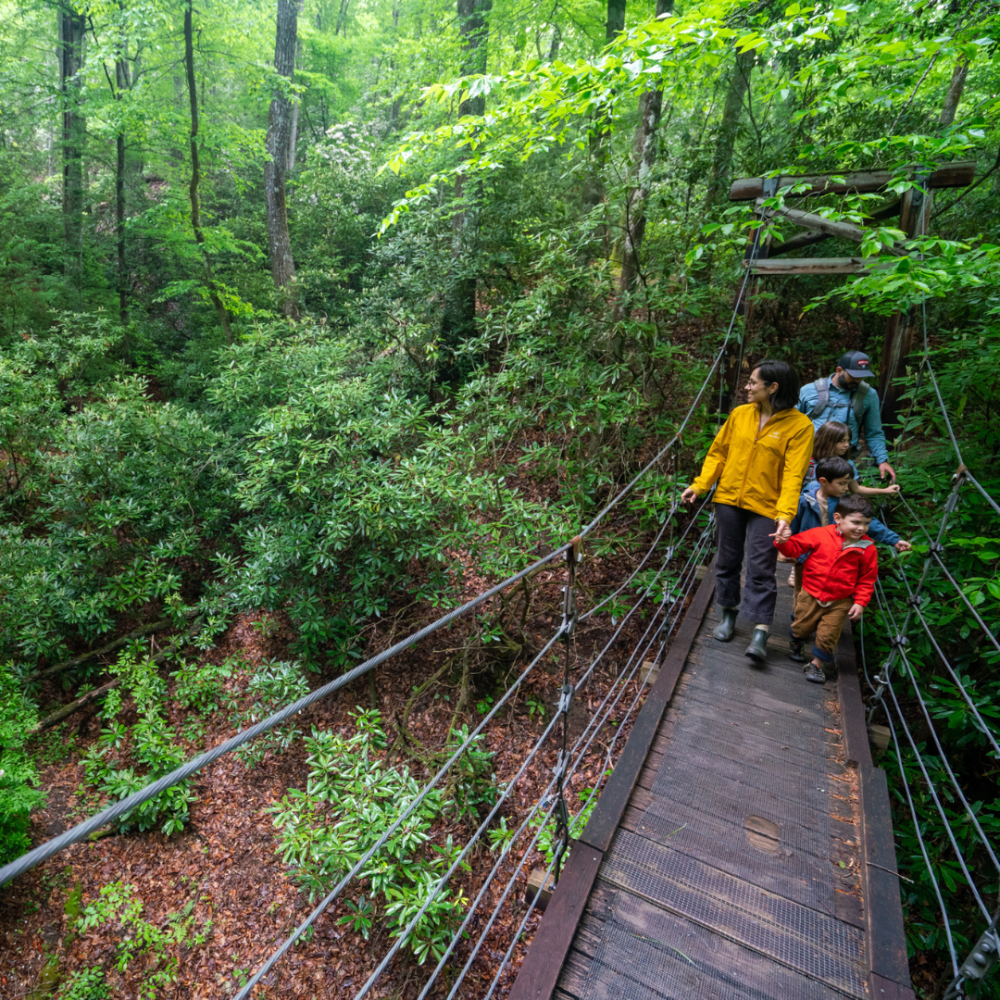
[753,359,800,411]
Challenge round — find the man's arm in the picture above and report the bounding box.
[862,389,894,476]
[797,383,814,416]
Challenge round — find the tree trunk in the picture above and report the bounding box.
[703,47,753,210]
[939,57,968,127]
[115,42,129,324]
[265,0,299,315]
[59,3,87,297]
[440,0,491,379]
[609,0,672,357]
[334,0,350,35]
[184,0,233,343]
[605,0,625,42]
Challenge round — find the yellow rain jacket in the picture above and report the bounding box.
[689,404,814,522]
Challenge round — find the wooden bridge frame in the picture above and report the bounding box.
[508,566,915,1000]
[728,161,976,431]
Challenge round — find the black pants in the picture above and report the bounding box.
[714,503,778,625]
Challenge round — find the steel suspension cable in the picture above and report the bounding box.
[883,674,993,921]
[246,503,714,1000]
[0,542,574,889]
[894,646,1000,874]
[877,683,960,977]
[877,563,1000,758]
[230,626,562,1000]
[415,520,716,1000]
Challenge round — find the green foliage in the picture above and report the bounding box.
[0,670,43,864]
[73,882,211,1000]
[231,659,310,767]
[82,646,197,836]
[57,967,111,1000]
[268,709,491,963]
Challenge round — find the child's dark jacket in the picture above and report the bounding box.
[788,481,900,556]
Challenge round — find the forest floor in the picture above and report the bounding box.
[1,495,705,1000]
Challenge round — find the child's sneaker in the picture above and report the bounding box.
[803,662,825,684]
[788,638,807,663]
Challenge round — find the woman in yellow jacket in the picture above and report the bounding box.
[681,360,814,662]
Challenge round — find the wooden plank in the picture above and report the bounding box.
[861,766,911,987]
[836,622,872,770]
[870,971,918,999]
[729,161,976,200]
[577,562,716,853]
[743,257,891,275]
[507,845,604,1000]
[837,622,912,988]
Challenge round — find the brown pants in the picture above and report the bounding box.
[790,590,852,664]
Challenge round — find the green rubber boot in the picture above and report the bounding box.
[745,627,769,663]
[712,608,738,642]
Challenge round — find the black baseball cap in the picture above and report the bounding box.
[837,351,873,377]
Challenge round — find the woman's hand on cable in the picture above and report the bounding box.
[848,603,864,622]
[680,487,699,505]
[769,520,792,543]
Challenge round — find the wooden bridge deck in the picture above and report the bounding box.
[510,567,915,1000]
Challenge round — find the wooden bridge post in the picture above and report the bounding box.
[878,176,931,435]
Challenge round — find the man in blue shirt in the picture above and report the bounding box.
[797,350,897,483]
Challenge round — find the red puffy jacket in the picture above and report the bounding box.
[776,523,878,606]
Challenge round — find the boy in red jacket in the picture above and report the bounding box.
[775,493,878,685]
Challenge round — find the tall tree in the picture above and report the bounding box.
[703,47,753,210]
[439,0,491,376]
[265,0,299,315]
[58,2,87,294]
[183,0,233,343]
[605,0,625,42]
[610,0,673,358]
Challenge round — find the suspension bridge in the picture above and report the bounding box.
[5,165,1000,1000]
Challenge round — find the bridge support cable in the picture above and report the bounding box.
[860,239,1000,998]
[892,643,1000,875]
[867,466,967,715]
[413,521,717,1000]
[943,909,1000,1000]
[890,492,1000,657]
[0,541,571,888]
[876,554,1000,760]
[246,513,716,1000]
[882,671,993,921]
[879,697,961,978]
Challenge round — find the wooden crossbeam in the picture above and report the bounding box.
[767,200,902,257]
[730,161,976,201]
[742,257,891,275]
[757,200,866,242]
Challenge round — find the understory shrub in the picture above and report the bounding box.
[268,708,496,963]
[0,670,43,864]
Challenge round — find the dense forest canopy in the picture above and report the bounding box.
[1,0,1000,996]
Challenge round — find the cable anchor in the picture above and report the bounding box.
[905,594,924,608]
[557,583,577,639]
[944,910,1000,1000]
[557,684,573,716]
